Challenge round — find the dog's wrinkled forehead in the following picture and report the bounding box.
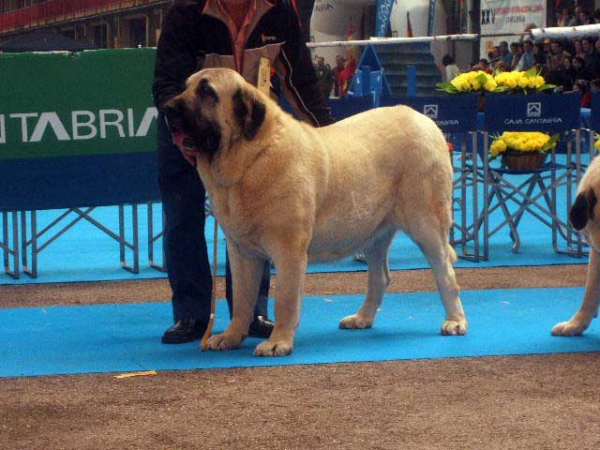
[187,68,245,98]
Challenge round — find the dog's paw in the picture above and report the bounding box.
[441,319,468,336]
[206,332,243,351]
[253,339,293,357]
[339,314,374,329]
[551,320,587,336]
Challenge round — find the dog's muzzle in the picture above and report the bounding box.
[164,100,221,155]
[164,101,197,151]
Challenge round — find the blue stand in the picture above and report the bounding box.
[348,45,392,107]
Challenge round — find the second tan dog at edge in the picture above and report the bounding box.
[166,68,467,357]
[552,156,600,337]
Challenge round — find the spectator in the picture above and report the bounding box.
[542,38,552,54]
[533,43,545,66]
[574,79,592,108]
[442,54,460,81]
[558,8,577,27]
[573,56,592,82]
[592,39,600,78]
[314,56,333,99]
[518,23,537,43]
[582,38,594,57]
[574,6,584,25]
[555,56,575,91]
[338,51,357,97]
[509,42,521,70]
[582,38,598,72]
[516,39,535,71]
[332,54,345,97]
[572,39,586,60]
[491,46,500,61]
[478,58,493,74]
[546,41,565,72]
[499,41,513,66]
[578,9,595,25]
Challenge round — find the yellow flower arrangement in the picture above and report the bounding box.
[490,132,559,160]
[448,70,497,93]
[437,67,554,94]
[594,134,600,152]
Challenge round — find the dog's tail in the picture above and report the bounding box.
[448,245,458,265]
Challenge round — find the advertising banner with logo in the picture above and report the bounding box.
[380,95,480,133]
[479,0,546,58]
[0,49,160,210]
[483,94,582,132]
[376,0,395,37]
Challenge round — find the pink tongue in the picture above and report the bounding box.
[172,130,186,149]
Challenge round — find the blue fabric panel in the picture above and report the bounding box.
[329,95,374,121]
[484,93,582,132]
[380,95,480,133]
[0,152,160,210]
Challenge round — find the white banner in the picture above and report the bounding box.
[480,0,546,58]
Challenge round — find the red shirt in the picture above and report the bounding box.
[212,0,258,72]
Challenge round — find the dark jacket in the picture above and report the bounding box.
[152,0,332,126]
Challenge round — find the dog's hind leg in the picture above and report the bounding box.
[339,229,395,329]
[409,219,467,336]
[207,242,264,351]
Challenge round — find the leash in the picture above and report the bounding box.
[200,206,218,351]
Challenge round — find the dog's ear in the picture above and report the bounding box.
[570,189,597,230]
[233,87,266,141]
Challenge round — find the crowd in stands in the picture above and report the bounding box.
[315,6,600,104]
[444,7,600,107]
[314,53,358,99]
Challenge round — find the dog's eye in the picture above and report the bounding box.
[200,84,212,96]
[197,80,218,103]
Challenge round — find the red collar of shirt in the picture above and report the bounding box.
[202,0,260,72]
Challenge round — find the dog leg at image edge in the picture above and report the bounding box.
[552,248,600,336]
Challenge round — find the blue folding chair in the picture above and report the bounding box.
[479,93,585,259]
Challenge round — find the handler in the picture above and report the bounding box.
[153,0,334,344]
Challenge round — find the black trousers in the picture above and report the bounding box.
[157,113,270,323]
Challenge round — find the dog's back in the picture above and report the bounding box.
[304,105,454,260]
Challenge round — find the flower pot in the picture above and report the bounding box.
[501,152,547,171]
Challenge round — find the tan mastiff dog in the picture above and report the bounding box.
[552,156,600,336]
[165,68,467,356]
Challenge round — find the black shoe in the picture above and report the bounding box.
[248,316,275,339]
[162,318,207,344]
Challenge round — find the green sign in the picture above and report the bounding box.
[0,49,157,161]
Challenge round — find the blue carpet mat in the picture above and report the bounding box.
[1,287,599,378]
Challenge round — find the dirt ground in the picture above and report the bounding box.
[2,264,600,450]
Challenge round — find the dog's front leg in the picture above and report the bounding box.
[207,242,264,351]
[254,246,308,357]
[552,249,600,336]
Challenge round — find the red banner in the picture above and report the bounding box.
[0,1,157,33]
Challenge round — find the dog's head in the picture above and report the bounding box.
[164,68,266,158]
[570,186,600,248]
